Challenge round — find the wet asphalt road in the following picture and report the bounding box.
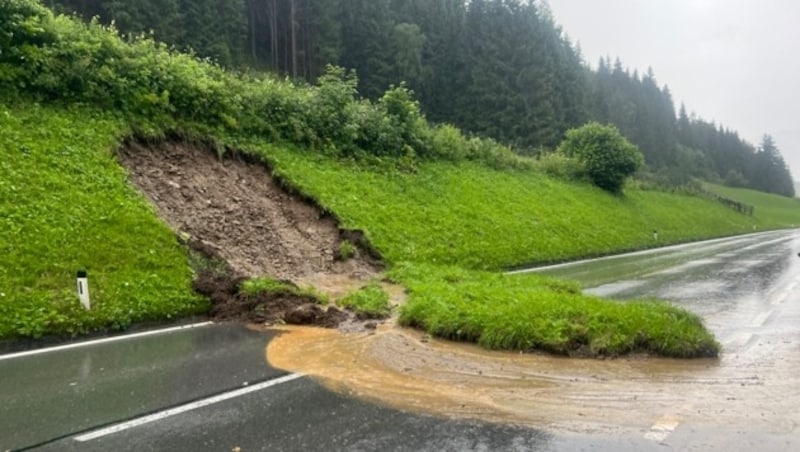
[531,229,800,349]
[0,324,283,450]
[528,228,800,450]
[3,229,800,451]
[0,322,569,452]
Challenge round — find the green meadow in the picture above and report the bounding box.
[5,101,798,357]
[245,140,772,269]
[705,182,800,227]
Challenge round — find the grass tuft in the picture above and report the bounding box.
[336,240,355,261]
[240,278,329,305]
[337,282,391,319]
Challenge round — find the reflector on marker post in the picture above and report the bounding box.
[77,270,91,310]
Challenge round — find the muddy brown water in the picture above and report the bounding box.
[267,323,800,437]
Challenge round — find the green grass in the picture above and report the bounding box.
[240,277,329,304]
[390,263,720,357]
[4,104,798,357]
[3,1,799,355]
[705,182,800,227]
[0,104,205,338]
[232,138,794,270]
[337,240,355,261]
[337,282,391,319]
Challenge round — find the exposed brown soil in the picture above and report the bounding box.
[118,138,382,328]
[119,139,380,281]
[192,270,348,328]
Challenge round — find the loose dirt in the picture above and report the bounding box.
[119,139,379,282]
[119,139,381,328]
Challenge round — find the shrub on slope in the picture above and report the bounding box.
[0,0,527,170]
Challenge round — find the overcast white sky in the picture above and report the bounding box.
[546,0,800,180]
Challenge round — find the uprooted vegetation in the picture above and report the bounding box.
[193,271,348,328]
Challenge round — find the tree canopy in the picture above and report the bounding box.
[43,0,796,196]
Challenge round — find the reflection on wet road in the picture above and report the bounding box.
[0,323,285,451]
[271,230,800,450]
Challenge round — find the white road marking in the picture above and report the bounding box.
[770,290,790,306]
[753,310,772,327]
[75,373,304,442]
[0,322,214,361]
[644,413,682,442]
[724,332,753,351]
[507,230,787,275]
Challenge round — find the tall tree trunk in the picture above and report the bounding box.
[269,0,278,71]
[290,0,297,78]
[248,0,256,62]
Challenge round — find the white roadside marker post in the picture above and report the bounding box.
[77,270,91,310]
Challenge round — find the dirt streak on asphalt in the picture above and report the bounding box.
[267,322,800,436]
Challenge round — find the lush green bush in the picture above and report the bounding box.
[536,152,588,182]
[0,0,538,172]
[557,122,644,193]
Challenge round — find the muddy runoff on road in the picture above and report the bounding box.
[267,321,799,437]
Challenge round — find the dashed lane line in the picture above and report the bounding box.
[752,310,773,327]
[644,413,682,443]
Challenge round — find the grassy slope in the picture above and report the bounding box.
[5,105,799,357]
[242,140,778,270]
[2,5,797,354]
[0,106,775,357]
[705,182,800,227]
[0,104,205,338]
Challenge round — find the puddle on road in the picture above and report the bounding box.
[264,324,753,434]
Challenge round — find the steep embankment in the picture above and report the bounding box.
[242,138,779,269]
[2,102,794,356]
[119,140,378,282]
[4,1,800,356]
[0,105,204,338]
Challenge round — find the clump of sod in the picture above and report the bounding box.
[337,282,391,319]
[240,278,329,304]
[390,263,720,358]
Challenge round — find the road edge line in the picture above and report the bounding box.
[0,321,214,361]
[74,373,304,442]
